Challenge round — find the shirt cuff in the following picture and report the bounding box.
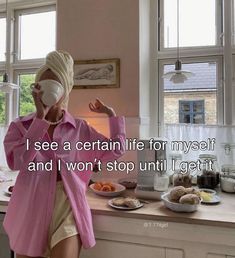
[109,116,126,137]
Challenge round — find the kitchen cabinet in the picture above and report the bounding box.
[79,214,235,258]
[0,213,11,258]
[80,240,165,258]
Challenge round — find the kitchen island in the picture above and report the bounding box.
[0,171,235,258]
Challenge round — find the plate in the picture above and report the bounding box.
[201,194,221,204]
[108,199,144,210]
[161,193,200,213]
[3,185,14,196]
[198,188,217,195]
[89,183,126,197]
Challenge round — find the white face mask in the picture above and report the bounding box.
[31,79,64,107]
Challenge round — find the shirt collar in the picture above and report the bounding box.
[20,109,76,128]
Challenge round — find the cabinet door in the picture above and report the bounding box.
[80,240,165,258]
[166,248,184,258]
[0,214,12,258]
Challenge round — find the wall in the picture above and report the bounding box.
[56,0,140,179]
[57,0,139,119]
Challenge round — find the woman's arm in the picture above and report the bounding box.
[4,83,50,171]
[4,118,50,171]
[88,99,126,162]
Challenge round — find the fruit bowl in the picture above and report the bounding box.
[89,183,126,197]
[161,192,201,213]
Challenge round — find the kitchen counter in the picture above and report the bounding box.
[1,171,235,258]
[0,171,235,228]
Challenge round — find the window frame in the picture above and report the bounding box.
[158,0,223,52]
[14,4,56,63]
[0,0,56,124]
[0,12,6,66]
[158,56,224,132]
[150,0,235,137]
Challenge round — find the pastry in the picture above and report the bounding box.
[112,197,126,206]
[185,187,201,197]
[169,186,186,202]
[124,197,141,208]
[179,194,200,205]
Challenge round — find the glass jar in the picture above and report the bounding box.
[168,153,183,184]
[173,170,192,188]
[197,154,220,189]
[154,172,169,192]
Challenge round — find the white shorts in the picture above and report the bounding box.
[42,180,79,257]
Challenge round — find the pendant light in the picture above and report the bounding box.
[162,0,195,84]
[0,0,19,93]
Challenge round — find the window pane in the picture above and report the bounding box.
[19,10,56,60]
[164,62,217,125]
[0,17,6,61]
[163,0,217,48]
[19,74,36,116]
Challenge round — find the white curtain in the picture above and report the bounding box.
[164,123,235,170]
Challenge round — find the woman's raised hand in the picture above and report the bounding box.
[89,98,116,117]
[31,83,50,119]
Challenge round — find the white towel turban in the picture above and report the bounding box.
[35,50,74,109]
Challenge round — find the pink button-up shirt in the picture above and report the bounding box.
[3,109,126,256]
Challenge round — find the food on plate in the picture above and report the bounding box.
[200,191,213,202]
[112,197,126,206]
[179,194,200,205]
[169,186,186,202]
[124,197,141,208]
[93,181,116,192]
[111,196,141,208]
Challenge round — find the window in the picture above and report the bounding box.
[179,100,205,124]
[0,2,56,124]
[162,60,219,125]
[154,0,232,136]
[0,14,6,62]
[18,73,36,116]
[162,0,219,49]
[15,6,56,60]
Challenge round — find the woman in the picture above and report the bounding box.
[3,50,126,258]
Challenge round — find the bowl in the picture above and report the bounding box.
[161,192,200,212]
[89,183,126,197]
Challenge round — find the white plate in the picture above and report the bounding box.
[201,194,221,204]
[108,199,144,210]
[161,193,200,213]
[3,185,14,196]
[89,183,126,197]
[198,188,217,195]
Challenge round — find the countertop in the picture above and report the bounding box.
[1,171,235,228]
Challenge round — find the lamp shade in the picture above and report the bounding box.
[162,60,195,84]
